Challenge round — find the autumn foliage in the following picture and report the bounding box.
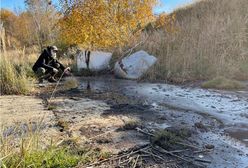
[0,0,59,49]
[59,0,157,50]
[155,13,177,33]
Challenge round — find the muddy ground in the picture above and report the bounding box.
[1,76,248,168]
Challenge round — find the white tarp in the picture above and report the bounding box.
[114,50,157,79]
[77,50,112,71]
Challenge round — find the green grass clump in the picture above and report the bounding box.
[2,145,111,168]
[57,119,69,132]
[47,103,58,111]
[122,120,140,130]
[3,147,80,168]
[63,77,79,90]
[201,76,245,90]
[152,130,181,149]
[0,56,30,95]
[47,104,57,110]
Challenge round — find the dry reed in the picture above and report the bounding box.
[141,0,248,82]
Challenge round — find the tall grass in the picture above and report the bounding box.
[0,25,38,95]
[141,0,248,82]
[0,50,35,95]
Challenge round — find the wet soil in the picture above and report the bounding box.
[42,76,247,167]
[1,76,248,167]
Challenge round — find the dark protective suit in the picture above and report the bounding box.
[32,49,65,74]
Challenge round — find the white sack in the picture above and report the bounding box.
[77,50,112,71]
[114,50,157,79]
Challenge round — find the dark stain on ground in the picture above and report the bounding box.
[103,104,151,115]
[225,128,248,146]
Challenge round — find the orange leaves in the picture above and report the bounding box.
[155,13,177,33]
[59,0,157,50]
[0,9,16,22]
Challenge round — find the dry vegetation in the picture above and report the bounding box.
[0,27,38,95]
[1,0,247,88]
[141,0,248,83]
[1,0,247,167]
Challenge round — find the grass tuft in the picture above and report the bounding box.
[47,105,57,110]
[152,130,181,149]
[121,119,140,130]
[151,128,191,149]
[57,119,69,132]
[201,76,245,90]
[63,77,79,90]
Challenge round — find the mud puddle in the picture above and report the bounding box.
[76,77,248,140]
[32,76,248,167]
[225,127,248,146]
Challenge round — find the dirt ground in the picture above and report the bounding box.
[0,96,52,127]
[1,77,248,168]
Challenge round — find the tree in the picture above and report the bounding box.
[25,0,60,50]
[0,9,17,37]
[58,0,157,50]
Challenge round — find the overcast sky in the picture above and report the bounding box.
[1,0,194,13]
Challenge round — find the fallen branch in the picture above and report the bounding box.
[87,144,150,166]
[140,149,166,162]
[152,145,205,168]
[152,145,191,163]
[135,127,154,136]
[194,158,212,164]
[135,127,206,156]
[119,35,149,61]
[132,155,140,168]
[175,142,202,150]
[193,149,213,154]
[183,154,211,163]
[169,149,190,153]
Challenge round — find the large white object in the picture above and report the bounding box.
[77,50,112,71]
[114,50,157,79]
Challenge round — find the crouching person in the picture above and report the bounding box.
[32,46,70,83]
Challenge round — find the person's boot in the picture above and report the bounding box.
[48,77,57,83]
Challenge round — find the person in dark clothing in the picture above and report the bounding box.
[32,46,70,83]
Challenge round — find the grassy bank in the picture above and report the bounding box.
[140,0,248,83]
[1,126,110,168]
